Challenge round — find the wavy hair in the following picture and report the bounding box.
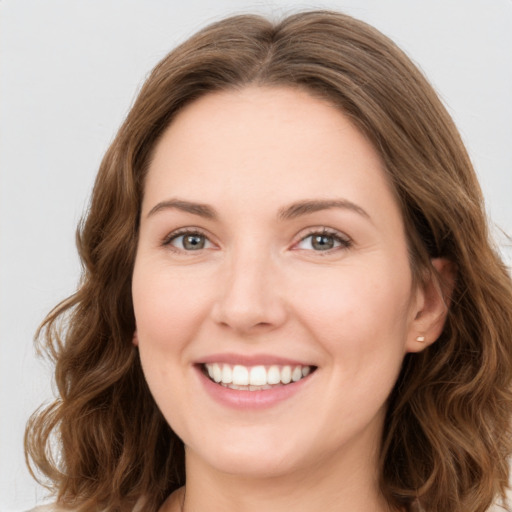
[25,10,512,512]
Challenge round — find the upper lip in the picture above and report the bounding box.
[197,353,316,367]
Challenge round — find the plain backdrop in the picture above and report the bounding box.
[1,1,511,510]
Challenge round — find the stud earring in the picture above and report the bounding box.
[416,335,426,343]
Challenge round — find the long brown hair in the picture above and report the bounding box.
[25,11,512,512]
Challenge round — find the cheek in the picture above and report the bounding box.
[131,264,212,429]
[290,261,413,363]
[278,262,414,446]
[132,264,211,351]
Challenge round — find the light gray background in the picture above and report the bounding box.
[1,1,511,510]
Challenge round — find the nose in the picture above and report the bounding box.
[211,247,288,335]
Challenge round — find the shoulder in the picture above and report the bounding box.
[410,501,426,512]
[26,500,147,512]
[26,505,73,512]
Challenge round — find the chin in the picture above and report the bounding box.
[186,430,309,479]
[206,451,301,479]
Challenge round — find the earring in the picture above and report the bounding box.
[416,335,426,343]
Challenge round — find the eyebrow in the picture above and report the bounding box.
[277,199,371,222]
[147,199,217,219]
[147,198,371,222]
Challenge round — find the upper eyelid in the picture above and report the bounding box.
[161,225,352,248]
[162,227,212,245]
[295,226,351,242]
[291,227,353,253]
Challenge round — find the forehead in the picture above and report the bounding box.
[143,86,400,224]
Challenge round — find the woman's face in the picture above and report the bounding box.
[132,86,427,479]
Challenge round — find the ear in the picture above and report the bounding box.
[132,329,139,347]
[406,258,457,353]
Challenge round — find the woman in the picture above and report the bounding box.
[26,10,512,512]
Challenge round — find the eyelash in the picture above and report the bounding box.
[162,228,211,252]
[293,228,352,253]
[161,227,352,254]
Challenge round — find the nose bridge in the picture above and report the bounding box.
[212,237,286,333]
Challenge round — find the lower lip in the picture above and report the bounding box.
[195,366,313,410]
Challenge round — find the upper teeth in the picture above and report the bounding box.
[204,363,312,387]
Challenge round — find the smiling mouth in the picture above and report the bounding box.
[201,363,316,391]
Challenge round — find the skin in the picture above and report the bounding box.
[132,86,450,512]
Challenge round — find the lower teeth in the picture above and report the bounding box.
[220,382,282,391]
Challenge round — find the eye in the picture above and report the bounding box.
[295,229,351,252]
[164,230,213,251]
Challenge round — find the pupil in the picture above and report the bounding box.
[184,235,204,250]
[312,235,334,250]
